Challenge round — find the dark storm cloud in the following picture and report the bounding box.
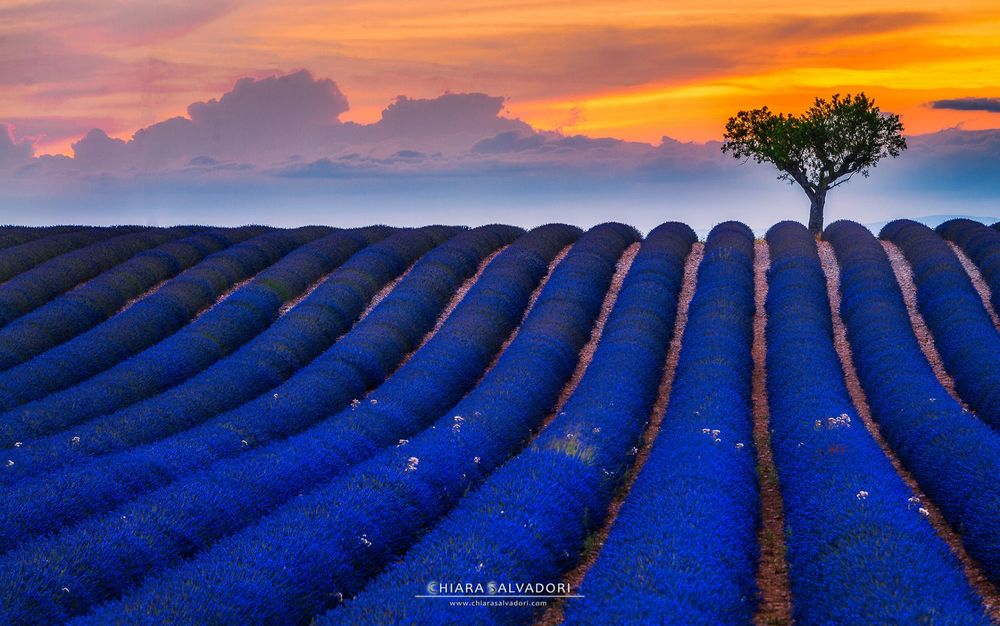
[929,97,1000,113]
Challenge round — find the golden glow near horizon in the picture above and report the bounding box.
[4,0,1000,154]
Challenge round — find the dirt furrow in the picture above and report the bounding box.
[752,241,794,626]
[195,275,256,319]
[368,241,568,405]
[547,242,639,414]
[946,241,1000,330]
[881,241,966,407]
[408,245,507,358]
[478,244,573,376]
[114,276,173,316]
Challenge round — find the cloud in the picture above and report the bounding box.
[929,97,1000,113]
[349,11,945,101]
[13,66,991,196]
[0,125,34,167]
[180,70,350,161]
[3,68,999,237]
[473,130,644,158]
[188,71,349,129]
[65,70,351,169]
[80,1,240,46]
[877,128,1000,193]
[7,126,1000,238]
[365,93,529,140]
[0,116,118,148]
[51,71,537,169]
[71,129,129,169]
[390,150,425,160]
[29,58,231,105]
[275,158,358,179]
[0,1,241,48]
[472,131,547,154]
[0,2,240,95]
[332,93,533,155]
[0,32,114,87]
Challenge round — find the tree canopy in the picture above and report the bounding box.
[722,93,907,234]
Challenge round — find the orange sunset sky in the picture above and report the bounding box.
[4,0,1000,156]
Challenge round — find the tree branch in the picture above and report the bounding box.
[828,171,857,189]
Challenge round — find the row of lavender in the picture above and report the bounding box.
[74,223,637,623]
[0,226,333,413]
[842,219,1000,582]
[0,226,452,485]
[0,218,996,623]
[766,221,986,623]
[0,223,572,622]
[329,222,696,625]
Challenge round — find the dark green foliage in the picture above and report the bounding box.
[722,93,906,233]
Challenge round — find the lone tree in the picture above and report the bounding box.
[722,93,906,235]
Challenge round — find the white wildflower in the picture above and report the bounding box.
[273,393,280,400]
[826,414,851,429]
[592,427,601,434]
[629,446,638,455]
[241,439,249,447]
[735,442,745,450]
[359,534,371,547]
[350,399,361,409]
[61,587,70,594]
[711,429,720,438]
[5,460,12,467]
[918,507,930,517]
[13,442,21,448]
[814,420,823,430]
[397,439,409,447]
[473,456,481,464]
[405,456,419,472]
[370,398,378,405]
[856,490,869,500]
[701,428,711,435]
[907,496,921,508]
[71,436,80,445]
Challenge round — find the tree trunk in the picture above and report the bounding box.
[808,192,826,236]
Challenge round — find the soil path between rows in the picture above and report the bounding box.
[881,241,966,408]
[751,241,794,626]
[946,241,1000,330]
